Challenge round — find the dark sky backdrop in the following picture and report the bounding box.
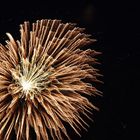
[0,0,139,140]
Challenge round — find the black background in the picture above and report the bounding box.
[0,0,139,140]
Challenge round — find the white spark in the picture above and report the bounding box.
[21,79,32,91]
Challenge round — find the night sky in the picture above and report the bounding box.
[0,0,139,139]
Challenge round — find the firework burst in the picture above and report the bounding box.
[0,19,101,140]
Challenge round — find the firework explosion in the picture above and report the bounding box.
[0,19,101,140]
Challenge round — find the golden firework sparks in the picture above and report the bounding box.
[0,19,102,140]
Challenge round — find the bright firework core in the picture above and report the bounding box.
[21,79,33,92]
[9,57,50,99]
[19,76,41,99]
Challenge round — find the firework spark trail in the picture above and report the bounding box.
[0,19,101,140]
